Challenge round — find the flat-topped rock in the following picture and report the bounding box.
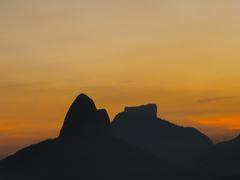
[124,104,157,117]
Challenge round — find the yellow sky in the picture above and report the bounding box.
[1,0,240,158]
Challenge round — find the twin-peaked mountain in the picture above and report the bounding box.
[0,94,181,180]
[0,93,240,180]
[59,94,110,138]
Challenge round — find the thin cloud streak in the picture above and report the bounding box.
[195,96,237,104]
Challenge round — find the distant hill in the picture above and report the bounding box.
[111,104,213,165]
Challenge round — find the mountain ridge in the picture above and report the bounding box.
[0,93,239,180]
[111,103,213,164]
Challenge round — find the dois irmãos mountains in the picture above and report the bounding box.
[0,94,240,180]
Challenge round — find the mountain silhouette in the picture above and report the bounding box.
[59,93,110,138]
[111,104,213,164]
[200,134,240,179]
[0,94,185,180]
[0,93,239,180]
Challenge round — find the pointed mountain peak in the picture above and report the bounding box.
[73,93,97,112]
[59,93,110,139]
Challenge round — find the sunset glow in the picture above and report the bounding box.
[1,0,240,158]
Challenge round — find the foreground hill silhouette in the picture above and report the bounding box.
[0,93,240,180]
[201,134,240,179]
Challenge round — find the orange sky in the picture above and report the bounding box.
[1,0,240,158]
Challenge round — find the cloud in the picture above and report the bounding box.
[0,79,79,94]
[0,81,48,89]
[195,96,237,104]
[162,109,240,118]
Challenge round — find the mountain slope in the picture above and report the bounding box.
[111,104,213,164]
[201,134,240,179]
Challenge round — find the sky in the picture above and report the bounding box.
[0,0,240,158]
